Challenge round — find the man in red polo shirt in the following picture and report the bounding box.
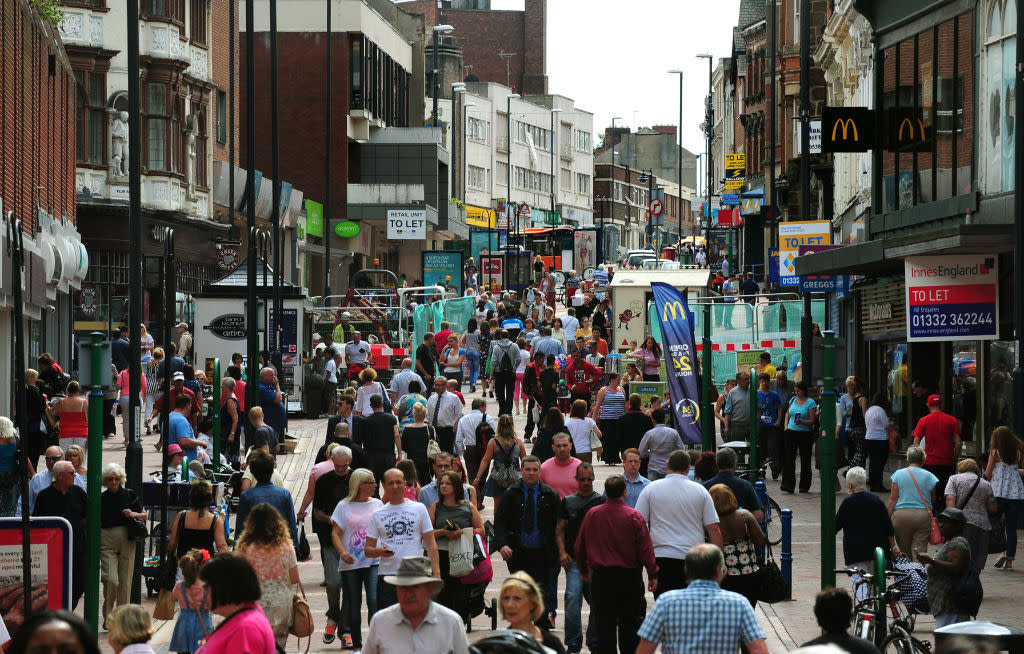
[564,349,603,409]
[912,394,961,513]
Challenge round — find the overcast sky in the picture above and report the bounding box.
[491,0,742,156]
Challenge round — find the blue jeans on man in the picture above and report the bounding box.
[319,533,349,630]
[564,560,596,652]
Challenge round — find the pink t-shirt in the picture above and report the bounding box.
[117,368,147,398]
[540,457,582,499]
[308,460,336,484]
[198,603,276,654]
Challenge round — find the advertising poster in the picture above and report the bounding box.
[778,221,831,286]
[268,308,298,366]
[651,283,702,444]
[905,255,999,342]
[422,251,464,295]
[0,518,73,640]
[573,230,597,272]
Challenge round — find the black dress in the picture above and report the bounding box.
[540,628,567,654]
[402,425,431,484]
[531,426,556,462]
[619,411,654,453]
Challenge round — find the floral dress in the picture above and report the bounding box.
[396,393,427,429]
[240,542,296,638]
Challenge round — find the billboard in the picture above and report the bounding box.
[422,250,464,294]
[905,255,999,342]
[778,221,831,287]
[0,518,73,641]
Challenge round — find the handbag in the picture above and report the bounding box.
[296,523,311,561]
[756,542,789,603]
[951,562,984,617]
[461,529,494,585]
[588,423,602,452]
[152,588,176,621]
[378,382,392,413]
[426,424,442,460]
[906,468,943,545]
[448,528,476,578]
[290,578,314,653]
[126,516,149,540]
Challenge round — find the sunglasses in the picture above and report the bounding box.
[46,456,61,462]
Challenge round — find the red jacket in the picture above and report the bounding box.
[564,359,602,394]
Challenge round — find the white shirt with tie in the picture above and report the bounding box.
[426,391,464,429]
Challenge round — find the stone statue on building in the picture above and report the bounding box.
[110,111,129,177]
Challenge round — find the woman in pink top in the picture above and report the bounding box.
[630,335,663,382]
[117,366,146,445]
[197,553,276,654]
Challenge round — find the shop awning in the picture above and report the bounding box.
[740,187,764,216]
[794,223,1013,277]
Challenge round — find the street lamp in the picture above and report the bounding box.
[696,54,713,252]
[504,92,520,286]
[668,69,684,252]
[608,116,622,264]
[430,24,454,128]
[450,82,466,198]
[549,107,562,225]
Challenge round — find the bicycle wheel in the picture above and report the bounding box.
[764,496,783,545]
[882,629,916,654]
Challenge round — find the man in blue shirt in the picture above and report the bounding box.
[235,449,298,546]
[110,325,130,372]
[258,367,287,448]
[757,372,784,478]
[494,456,561,629]
[167,393,204,462]
[156,342,186,383]
[622,448,651,509]
[637,544,768,654]
[532,327,566,359]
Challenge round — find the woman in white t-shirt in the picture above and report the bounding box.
[330,468,383,649]
[441,334,467,388]
[514,337,530,414]
[564,399,601,463]
[355,368,388,416]
[863,391,892,492]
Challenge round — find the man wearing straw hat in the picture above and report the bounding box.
[361,556,468,654]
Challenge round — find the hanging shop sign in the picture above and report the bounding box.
[905,255,998,342]
[386,209,427,240]
[206,314,247,340]
[334,221,361,239]
[778,221,831,287]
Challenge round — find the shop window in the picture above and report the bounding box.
[879,11,975,211]
[951,344,979,442]
[981,0,1016,193]
[74,70,105,165]
[988,340,1015,433]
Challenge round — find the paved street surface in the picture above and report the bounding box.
[87,405,1023,653]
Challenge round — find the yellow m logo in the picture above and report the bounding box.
[831,118,858,141]
[898,118,926,141]
[662,301,687,322]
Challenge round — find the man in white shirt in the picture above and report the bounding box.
[388,358,426,407]
[635,450,722,598]
[25,446,85,514]
[365,468,440,609]
[454,397,496,467]
[343,331,370,381]
[561,308,580,353]
[425,377,464,456]
[323,352,342,415]
[361,556,468,654]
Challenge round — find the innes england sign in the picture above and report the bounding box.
[905,255,998,342]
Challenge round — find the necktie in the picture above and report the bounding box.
[432,392,443,426]
[523,485,536,533]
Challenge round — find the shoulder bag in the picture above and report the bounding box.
[426,424,442,460]
[290,578,314,653]
[951,553,984,616]
[756,540,789,603]
[588,421,602,452]
[907,468,942,545]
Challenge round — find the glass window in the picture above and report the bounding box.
[951,344,979,443]
[981,0,1016,193]
[146,83,168,171]
[190,0,208,45]
[74,70,106,165]
[987,341,1015,433]
[216,90,226,143]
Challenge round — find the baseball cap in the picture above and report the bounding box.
[312,332,322,341]
[172,371,185,381]
[927,394,942,407]
[166,444,184,457]
[175,322,188,329]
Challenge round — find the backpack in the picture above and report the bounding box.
[493,441,520,489]
[474,413,495,452]
[495,343,516,374]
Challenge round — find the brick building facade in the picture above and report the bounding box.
[0,0,81,417]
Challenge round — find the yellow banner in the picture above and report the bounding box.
[724,180,745,190]
[466,206,496,228]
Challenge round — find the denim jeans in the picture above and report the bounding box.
[466,350,481,387]
[342,566,378,647]
[997,497,1023,560]
[377,576,398,610]
[564,561,596,652]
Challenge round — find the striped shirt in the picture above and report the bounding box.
[599,388,626,420]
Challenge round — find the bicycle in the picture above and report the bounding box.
[739,458,783,545]
[835,567,924,646]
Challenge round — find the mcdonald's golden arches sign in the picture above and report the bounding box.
[821,107,874,153]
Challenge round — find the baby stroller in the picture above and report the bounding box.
[890,556,929,631]
[463,523,498,632]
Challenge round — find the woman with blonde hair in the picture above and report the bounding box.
[107,604,156,654]
[50,380,88,451]
[473,414,525,516]
[330,468,382,649]
[100,462,146,623]
[24,368,47,472]
[236,503,299,646]
[0,417,20,515]
[499,571,566,653]
[64,444,88,489]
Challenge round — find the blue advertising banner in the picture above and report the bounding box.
[651,282,703,444]
[422,250,464,294]
[768,248,780,283]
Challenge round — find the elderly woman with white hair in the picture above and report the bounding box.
[836,466,899,597]
[100,462,147,623]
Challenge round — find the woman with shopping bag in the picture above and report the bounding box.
[428,471,483,627]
